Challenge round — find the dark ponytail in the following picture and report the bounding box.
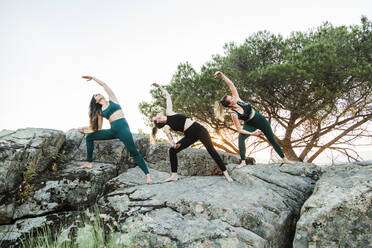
[89,96,102,131]
[151,126,158,144]
[152,126,158,137]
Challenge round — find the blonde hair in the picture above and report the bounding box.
[214,101,225,122]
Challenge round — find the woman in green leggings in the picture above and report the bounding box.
[77,76,153,184]
[214,71,293,168]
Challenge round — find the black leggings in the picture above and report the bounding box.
[169,122,226,173]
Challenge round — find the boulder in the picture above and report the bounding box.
[293,162,372,247]
[146,142,240,176]
[0,161,117,225]
[0,129,15,138]
[229,163,321,217]
[63,128,149,173]
[61,128,85,160]
[117,207,267,248]
[4,127,371,247]
[97,163,319,247]
[0,212,77,248]
[0,128,65,205]
[103,166,173,194]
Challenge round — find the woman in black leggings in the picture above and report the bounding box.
[152,83,233,183]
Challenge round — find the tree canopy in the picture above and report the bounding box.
[140,17,372,162]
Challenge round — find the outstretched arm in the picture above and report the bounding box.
[215,71,241,101]
[79,115,104,134]
[231,114,263,136]
[152,83,175,115]
[82,76,119,103]
[231,114,253,135]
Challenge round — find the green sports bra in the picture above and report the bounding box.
[100,100,122,119]
[231,101,253,121]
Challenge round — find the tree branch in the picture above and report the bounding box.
[308,117,371,162]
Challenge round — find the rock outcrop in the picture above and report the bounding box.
[1,128,371,248]
[0,160,118,247]
[146,142,240,175]
[0,128,65,224]
[93,162,320,247]
[12,162,117,219]
[0,212,76,247]
[63,129,240,176]
[62,128,149,173]
[293,162,372,247]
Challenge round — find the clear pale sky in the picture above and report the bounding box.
[1,0,371,162]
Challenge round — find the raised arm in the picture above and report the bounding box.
[215,71,241,101]
[82,76,119,103]
[152,83,175,115]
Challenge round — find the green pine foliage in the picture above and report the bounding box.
[140,16,372,162]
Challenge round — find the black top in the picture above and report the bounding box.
[232,101,253,121]
[166,114,187,132]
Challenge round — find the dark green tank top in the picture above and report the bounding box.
[100,100,122,119]
[232,101,253,121]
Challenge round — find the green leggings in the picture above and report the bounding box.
[85,118,149,175]
[238,112,285,160]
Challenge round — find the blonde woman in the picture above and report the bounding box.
[215,71,293,168]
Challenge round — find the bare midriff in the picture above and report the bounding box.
[183,118,195,131]
[232,105,256,121]
[109,110,125,123]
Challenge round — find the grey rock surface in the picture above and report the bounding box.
[293,162,372,248]
[146,142,240,176]
[0,212,76,248]
[0,216,47,246]
[64,128,149,173]
[61,128,85,160]
[103,166,172,194]
[0,128,65,206]
[3,127,371,248]
[0,129,15,139]
[228,162,321,217]
[98,163,319,247]
[1,161,117,225]
[118,207,267,248]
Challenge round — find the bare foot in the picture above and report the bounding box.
[225,175,234,183]
[163,173,178,182]
[236,160,246,169]
[77,162,93,169]
[282,157,295,164]
[146,174,153,184]
[223,171,234,183]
